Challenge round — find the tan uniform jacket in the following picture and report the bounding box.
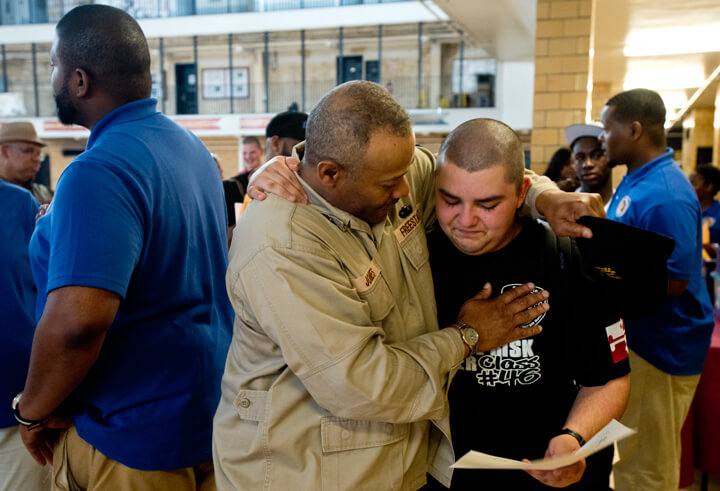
[213,145,556,490]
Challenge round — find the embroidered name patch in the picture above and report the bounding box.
[351,259,381,293]
[394,211,420,244]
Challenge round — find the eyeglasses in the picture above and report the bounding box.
[8,144,46,161]
[574,149,604,164]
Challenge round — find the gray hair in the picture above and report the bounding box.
[303,81,412,174]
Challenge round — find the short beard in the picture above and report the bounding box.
[54,82,77,126]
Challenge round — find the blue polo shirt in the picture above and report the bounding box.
[0,181,38,428]
[28,98,233,470]
[607,149,713,375]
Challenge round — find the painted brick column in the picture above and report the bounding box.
[682,108,714,173]
[531,0,593,173]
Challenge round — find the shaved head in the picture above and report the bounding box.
[437,118,524,187]
[55,4,151,103]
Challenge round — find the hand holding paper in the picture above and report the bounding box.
[523,433,586,487]
[451,419,636,471]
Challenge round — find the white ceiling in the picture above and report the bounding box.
[429,0,536,61]
[432,0,720,126]
[594,0,720,126]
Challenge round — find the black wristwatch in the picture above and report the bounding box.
[11,392,49,431]
[557,427,586,447]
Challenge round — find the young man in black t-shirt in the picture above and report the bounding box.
[426,119,630,490]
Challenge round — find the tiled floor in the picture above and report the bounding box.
[680,470,720,491]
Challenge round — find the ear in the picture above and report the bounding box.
[516,176,532,209]
[316,160,344,188]
[270,135,282,153]
[70,67,91,98]
[0,144,9,159]
[629,120,643,142]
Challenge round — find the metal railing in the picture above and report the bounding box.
[3,74,491,118]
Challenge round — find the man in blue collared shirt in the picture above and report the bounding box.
[16,5,232,489]
[601,88,713,491]
[0,181,49,490]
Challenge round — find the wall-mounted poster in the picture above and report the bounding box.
[203,68,250,99]
[230,68,250,98]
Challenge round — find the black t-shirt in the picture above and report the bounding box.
[222,171,250,227]
[427,219,629,491]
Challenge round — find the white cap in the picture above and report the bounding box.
[565,123,603,148]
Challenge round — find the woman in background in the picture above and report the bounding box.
[544,147,579,192]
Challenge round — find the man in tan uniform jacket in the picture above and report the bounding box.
[213,81,603,490]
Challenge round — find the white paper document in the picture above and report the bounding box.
[451,419,636,470]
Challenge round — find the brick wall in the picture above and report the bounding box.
[531,0,592,173]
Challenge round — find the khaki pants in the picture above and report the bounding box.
[52,426,215,491]
[613,350,700,491]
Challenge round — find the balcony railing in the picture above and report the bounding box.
[1,0,409,26]
[1,74,492,119]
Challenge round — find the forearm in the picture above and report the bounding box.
[236,251,465,423]
[298,325,464,423]
[521,170,558,219]
[18,286,118,421]
[20,320,107,420]
[667,278,688,296]
[563,374,630,440]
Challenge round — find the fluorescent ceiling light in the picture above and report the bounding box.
[657,91,690,110]
[624,24,720,57]
[623,65,705,91]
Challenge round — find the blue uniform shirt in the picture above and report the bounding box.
[0,181,39,428]
[607,149,713,375]
[28,98,233,470]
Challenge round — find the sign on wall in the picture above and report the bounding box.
[202,68,250,99]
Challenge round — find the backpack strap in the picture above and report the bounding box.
[541,221,573,273]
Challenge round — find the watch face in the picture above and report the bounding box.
[463,327,479,347]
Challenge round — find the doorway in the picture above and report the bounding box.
[175,63,198,114]
[336,56,363,85]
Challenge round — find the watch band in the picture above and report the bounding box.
[557,427,586,447]
[11,393,49,431]
[450,322,478,356]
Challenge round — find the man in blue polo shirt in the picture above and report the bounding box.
[0,181,49,490]
[16,5,232,489]
[601,88,713,491]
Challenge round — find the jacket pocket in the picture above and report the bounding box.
[357,274,394,323]
[399,224,429,271]
[233,389,269,422]
[320,417,407,490]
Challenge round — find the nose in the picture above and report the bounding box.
[458,204,477,227]
[392,176,410,199]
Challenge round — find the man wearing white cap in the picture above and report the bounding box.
[565,123,614,210]
[0,122,52,204]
